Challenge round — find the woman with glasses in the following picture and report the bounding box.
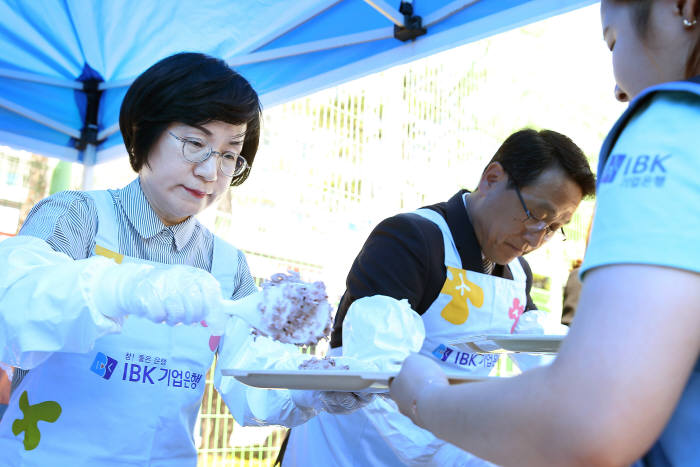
[0,52,353,466]
[390,1,700,465]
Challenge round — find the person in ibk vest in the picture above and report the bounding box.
[0,52,369,467]
[282,128,596,466]
[390,1,700,466]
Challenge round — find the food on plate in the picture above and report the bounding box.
[254,271,333,345]
[299,356,350,370]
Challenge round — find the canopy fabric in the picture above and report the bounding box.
[0,0,596,166]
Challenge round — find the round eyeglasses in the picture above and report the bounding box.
[511,181,566,243]
[169,132,248,178]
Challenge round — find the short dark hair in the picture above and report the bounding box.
[488,129,596,198]
[119,52,262,186]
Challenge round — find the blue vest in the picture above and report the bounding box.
[599,78,700,467]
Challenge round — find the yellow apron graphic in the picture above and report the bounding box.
[11,392,61,451]
[94,244,124,264]
[413,207,527,376]
[439,266,484,325]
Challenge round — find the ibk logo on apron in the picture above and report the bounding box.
[0,190,238,466]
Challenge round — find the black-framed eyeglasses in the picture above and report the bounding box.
[169,132,248,178]
[512,181,567,243]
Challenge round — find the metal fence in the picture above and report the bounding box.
[196,363,287,467]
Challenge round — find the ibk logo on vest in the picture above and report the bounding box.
[600,153,670,188]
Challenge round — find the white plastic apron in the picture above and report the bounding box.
[284,207,527,466]
[414,208,526,377]
[0,190,237,467]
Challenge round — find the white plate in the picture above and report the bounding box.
[221,368,492,392]
[448,334,565,354]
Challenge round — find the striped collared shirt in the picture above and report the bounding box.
[13,178,257,391]
[19,178,257,300]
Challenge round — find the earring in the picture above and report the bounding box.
[683,17,697,28]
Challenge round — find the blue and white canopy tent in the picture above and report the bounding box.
[0,0,595,187]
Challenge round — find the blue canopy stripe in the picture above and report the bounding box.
[0,0,596,167]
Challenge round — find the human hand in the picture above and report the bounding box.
[319,390,375,414]
[98,263,223,326]
[291,389,375,415]
[389,353,448,426]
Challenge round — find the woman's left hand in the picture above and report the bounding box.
[389,353,449,426]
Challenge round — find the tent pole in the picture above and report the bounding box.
[363,0,404,26]
[0,96,81,138]
[97,123,120,141]
[233,0,343,56]
[81,144,96,190]
[424,0,481,28]
[77,78,102,191]
[228,28,392,66]
[0,68,83,89]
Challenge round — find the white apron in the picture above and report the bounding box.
[414,208,526,377]
[0,190,237,467]
[284,207,528,466]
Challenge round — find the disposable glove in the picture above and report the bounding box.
[291,389,375,415]
[93,261,224,327]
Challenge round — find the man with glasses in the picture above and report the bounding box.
[282,128,595,466]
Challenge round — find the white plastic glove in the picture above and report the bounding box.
[291,389,375,415]
[94,262,224,327]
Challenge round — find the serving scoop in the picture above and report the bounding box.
[218,291,265,329]
[218,273,333,345]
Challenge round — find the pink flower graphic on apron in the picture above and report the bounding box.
[508,298,525,334]
[200,321,221,351]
